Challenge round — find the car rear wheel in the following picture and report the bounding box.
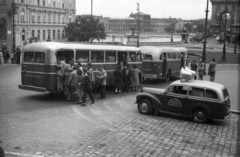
[138,99,153,115]
[193,109,208,123]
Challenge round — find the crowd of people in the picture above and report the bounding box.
[190,58,217,82]
[56,58,142,106]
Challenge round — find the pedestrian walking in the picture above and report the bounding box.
[76,68,84,104]
[0,50,2,65]
[191,60,198,80]
[63,65,72,101]
[87,63,95,86]
[97,65,107,99]
[208,58,217,82]
[123,64,131,92]
[69,66,78,101]
[3,50,10,64]
[131,65,141,91]
[82,68,95,106]
[198,64,204,80]
[114,65,123,94]
[56,58,64,92]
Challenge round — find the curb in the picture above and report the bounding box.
[231,110,240,115]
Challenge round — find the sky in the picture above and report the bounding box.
[75,0,212,20]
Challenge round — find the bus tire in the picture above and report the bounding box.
[165,71,171,82]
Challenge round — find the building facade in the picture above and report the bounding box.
[13,0,76,47]
[130,12,151,32]
[0,0,13,51]
[107,17,136,33]
[151,18,171,33]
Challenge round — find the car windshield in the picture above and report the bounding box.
[222,88,229,99]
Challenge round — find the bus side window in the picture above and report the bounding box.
[105,51,116,62]
[34,52,45,63]
[136,53,141,62]
[91,51,104,62]
[24,52,34,62]
[172,53,176,60]
[129,52,136,62]
[167,53,172,60]
[177,53,181,59]
[76,50,89,63]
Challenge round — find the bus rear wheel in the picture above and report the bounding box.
[165,71,171,82]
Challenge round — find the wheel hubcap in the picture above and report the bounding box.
[195,111,205,121]
[140,103,148,112]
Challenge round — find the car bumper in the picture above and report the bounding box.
[18,84,47,92]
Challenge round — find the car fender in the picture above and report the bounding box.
[191,103,212,118]
[136,92,162,110]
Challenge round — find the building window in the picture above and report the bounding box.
[69,14,71,23]
[58,14,60,24]
[21,0,24,3]
[37,0,40,5]
[32,30,35,37]
[0,18,7,40]
[53,0,56,7]
[62,16,64,24]
[0,0,6,3]
[48,13,51,23]
[62,3,64,8]
[43,12,46,23]
[21,9,25,22]
[53,14,56,24]
[31,12,35,23]
[43,0,45,6]
[62,30,64,39]
[38,13,41,23]
[37,30,40,40]
[22,29,25,41]
[58,30,60,40]
[43,30,46,40]
[47,29,50,40]
[53,30,55,40]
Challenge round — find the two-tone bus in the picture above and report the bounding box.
[18,42,142,93]
[139,46,187,82]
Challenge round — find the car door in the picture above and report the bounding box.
[163,85,189,115]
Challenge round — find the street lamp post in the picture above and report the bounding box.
[222,0,228,61]
[90,0,93,43]
[171,31,173,42]
[202,0,209,73]
[12,0,15,51]
[137,3,140,47]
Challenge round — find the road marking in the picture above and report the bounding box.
[4,151,44,157]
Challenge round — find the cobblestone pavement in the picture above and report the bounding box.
[1,65,239,157]
[3,106,240,157]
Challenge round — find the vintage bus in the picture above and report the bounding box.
[18,42,142,93]
[139,46,187,81]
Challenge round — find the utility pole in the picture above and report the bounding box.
[137,3,140,47]
[222,0,228,61]
[202,0,209,73]
[12,0,15,51]
[90,0,93,43]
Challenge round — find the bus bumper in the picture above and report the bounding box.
[143,74,157,79]
[18,84,47,92]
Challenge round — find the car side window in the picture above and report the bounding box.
[206,89,218,99]
[189,87,205,97]
[167,85,188,95]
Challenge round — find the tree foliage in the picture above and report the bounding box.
[64,16,107,42]
[164,24,175,33]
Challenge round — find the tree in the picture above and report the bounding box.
[165,23,175,33]
[183,23,193,32]
[64,16,107,42]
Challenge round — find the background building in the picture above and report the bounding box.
[151,18,171,33]
[13,0,76,47]
[107,17,136,33]
[0,0,13,51]
[130,12,151,32]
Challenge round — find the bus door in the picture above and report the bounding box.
[162,52,167,78]
[118,51,127,66]
[22,52,34,86]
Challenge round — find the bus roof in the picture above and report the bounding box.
[23,42,140,52]
[139,46,187,57]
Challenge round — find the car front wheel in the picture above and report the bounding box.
[138,99,153,115]
[193,109,208,123]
